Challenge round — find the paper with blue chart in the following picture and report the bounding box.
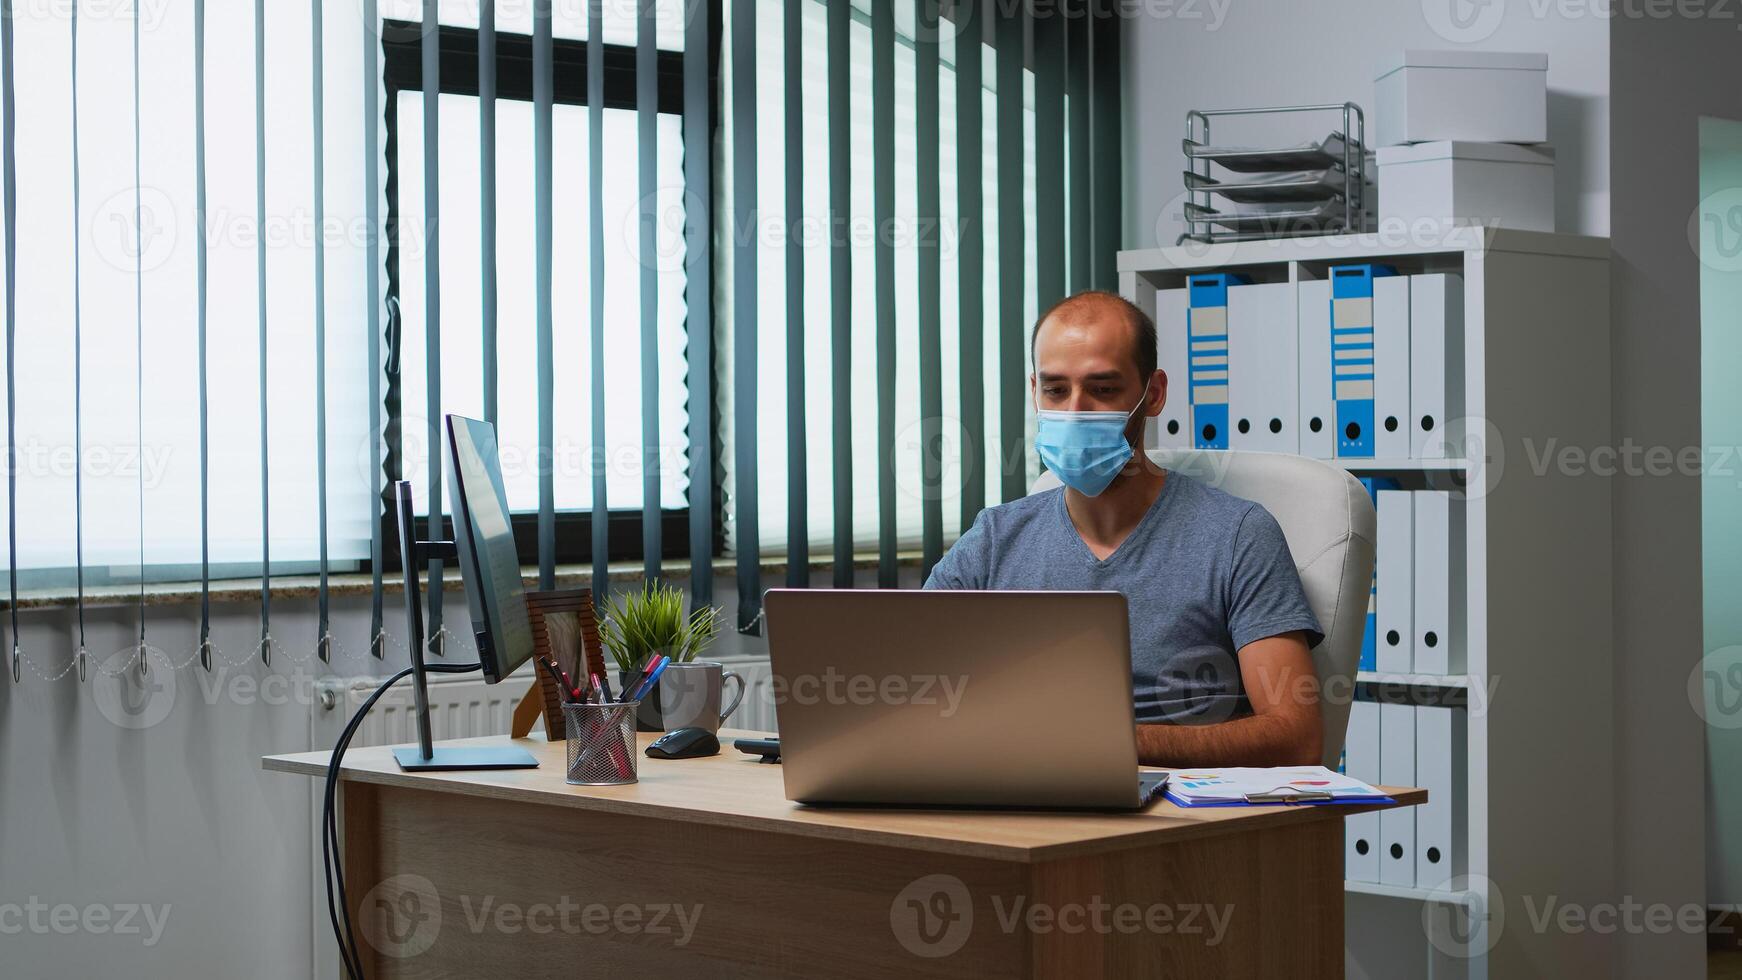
[1164,766,1391,808]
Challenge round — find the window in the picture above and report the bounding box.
[382,17,696,561]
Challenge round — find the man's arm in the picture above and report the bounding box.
[1134,630,1322,767]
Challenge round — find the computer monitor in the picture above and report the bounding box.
[387,415,538,771]
[444,414,535,684]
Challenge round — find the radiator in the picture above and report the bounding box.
[322,660,763,746]
[729,657,779,734]
[324,670,534,748]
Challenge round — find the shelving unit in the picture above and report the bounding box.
[1120,228,1613,980]
[1357,671,1472,690]
[1345,879,1478,906]
[1334,458,1467,473]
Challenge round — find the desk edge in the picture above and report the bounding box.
[264,751,1425,864]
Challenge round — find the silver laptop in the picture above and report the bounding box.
[762,589,1168,810]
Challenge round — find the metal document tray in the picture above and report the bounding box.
[1182,199,1347,233]
[1181,132,1352,173]
[1182,168,1349,204]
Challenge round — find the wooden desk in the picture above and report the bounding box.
[266,731,1422,979]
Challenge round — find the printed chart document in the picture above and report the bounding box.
[1165,766,1393,808]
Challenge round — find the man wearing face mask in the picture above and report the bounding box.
[925,290,1325,767]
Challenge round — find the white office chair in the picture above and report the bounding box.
[1031,448,1377,767]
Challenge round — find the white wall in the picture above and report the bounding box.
[0,598,335,979]
[0,567,833,979]
[1121,0,1610,247]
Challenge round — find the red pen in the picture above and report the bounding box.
[556,663,584,703]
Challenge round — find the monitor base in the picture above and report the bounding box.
[392,745,539,771]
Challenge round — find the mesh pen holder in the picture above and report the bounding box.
[563,701,641,786]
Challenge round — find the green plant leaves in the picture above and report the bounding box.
[597,581,723,672]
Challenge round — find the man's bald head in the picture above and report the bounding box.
[1030,290,1157,383]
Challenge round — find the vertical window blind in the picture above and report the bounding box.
[1,0,1119,678]
[3,0,379,679]
[2,1,374,586]
[716,0,1122,628]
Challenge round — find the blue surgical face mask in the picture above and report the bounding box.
[1034,380,1151,497]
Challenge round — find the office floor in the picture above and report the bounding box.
[1714,950,1742,979]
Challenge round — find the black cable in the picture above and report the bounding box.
[324,668,410,979]
[322,662,481,978]
[323,668,407,980]
[325,664,471,977]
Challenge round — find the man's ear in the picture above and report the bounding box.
[1144,369,1168,418]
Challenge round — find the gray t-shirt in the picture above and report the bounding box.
[924,472,1322,725]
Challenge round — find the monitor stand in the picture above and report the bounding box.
[391,481,538,772]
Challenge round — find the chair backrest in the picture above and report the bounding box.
[1030,449,1376,767]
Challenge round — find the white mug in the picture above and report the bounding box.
[658,661,745,734]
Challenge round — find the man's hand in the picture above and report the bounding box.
[1134,631,1323,768]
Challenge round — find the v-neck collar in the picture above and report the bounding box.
[1056,471,1179,568]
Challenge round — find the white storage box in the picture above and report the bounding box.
[1375,140,1555,233]
[1374,50,1548,146]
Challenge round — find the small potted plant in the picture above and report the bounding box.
[598,581,722,731]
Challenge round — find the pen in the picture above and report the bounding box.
[624,654,662,702]
[556,663,583,703]
[630,654,661,696]
[540,658,574,704]
[628,655,671,702]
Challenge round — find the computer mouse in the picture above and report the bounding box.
[645,727,721,760]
